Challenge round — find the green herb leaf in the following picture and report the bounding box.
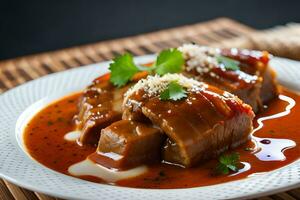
[109,53,139,87]
[160,81,187,101]
[108,49,184,86]
[215,152,240,175]
[155,49,184,75]
[216,56,240,71]
[215,162,229,175]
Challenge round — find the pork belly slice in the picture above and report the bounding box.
[91,120,164,169]
[259,67,278,104]
[179,44,278,113]
[221,48,278,104]
[123,74,254,167]
[74,74,129,145]
[75,71,150,146]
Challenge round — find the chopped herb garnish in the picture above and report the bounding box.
[215,152,240,175]
[160,81,187,101]
[47,121,54,126]
[109,49,184,87]
[155,49,184,75]
[268,130,275,135]
[57,117,64,122]
[216,56,240,71]
[109,53,139,87]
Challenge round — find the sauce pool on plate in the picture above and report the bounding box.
[23,88,300,189]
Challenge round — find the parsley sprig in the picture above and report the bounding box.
[216,56,240,71]
[155,49,184,75]
[109,53,139,87]
[215,152,240,175]
[160,81,187,101]
[109,49,184,87]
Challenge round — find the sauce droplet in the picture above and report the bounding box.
[260,139,271,144]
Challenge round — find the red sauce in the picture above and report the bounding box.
[24,87,300,189]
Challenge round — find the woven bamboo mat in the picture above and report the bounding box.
[0,18,299,200]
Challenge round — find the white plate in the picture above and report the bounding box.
[0,55,300,200]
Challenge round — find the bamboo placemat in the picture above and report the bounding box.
[0,18,299,200]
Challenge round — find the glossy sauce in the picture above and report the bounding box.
[24,87,300,189]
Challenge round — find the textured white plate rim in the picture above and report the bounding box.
[0,55,299,200]
[2,153,300,200]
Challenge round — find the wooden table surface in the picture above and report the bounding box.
[0,18,300,200]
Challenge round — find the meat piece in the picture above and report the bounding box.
[123,74,254,167]
[260,67,278,104]
[185,68,262,113]
[221,48,278,105]
[179,44,278,113]
[90,120,164,169]
[75,71,150,146]
[74,74,129,145]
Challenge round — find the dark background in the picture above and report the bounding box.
[1,0,299,60]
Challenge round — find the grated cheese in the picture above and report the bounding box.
[178,43,221,74]
[124,73,206,100]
